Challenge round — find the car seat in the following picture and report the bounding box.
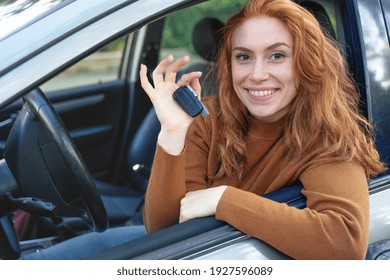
[180,17,224,96]
[88,2,335,235]
[97,17,224,225]
[95,108,161,225]
[300,1,336,39]
[39,17,225,238]
[95,17,224,225]
[43,4,335,237]
[40,108,160,239]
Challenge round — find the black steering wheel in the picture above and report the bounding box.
[4,88,108,232]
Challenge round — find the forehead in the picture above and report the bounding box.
[231,16,293,48]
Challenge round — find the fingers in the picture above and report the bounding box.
[178,72,202,97]
[152,55,174,84]
[152,55,190,85]
[141,55,203,95]
[179,186,228,223]
[189,77,202,96]
[139,64,155,98]
[164,56,190,82]
[178,71,202,85]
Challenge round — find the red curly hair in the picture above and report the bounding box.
[213,0,386,179]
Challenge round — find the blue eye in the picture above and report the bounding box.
[270,52,286,61]
[235,53,251,61]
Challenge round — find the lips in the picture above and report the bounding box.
[248,89,276,97]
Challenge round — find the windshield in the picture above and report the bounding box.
[0,0,69,40]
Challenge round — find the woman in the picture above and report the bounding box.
[140,0,386,259]
[21,0,385,260]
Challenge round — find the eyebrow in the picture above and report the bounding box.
[232,42,292,53]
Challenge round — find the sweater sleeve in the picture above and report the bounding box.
[143,115,212,233]
[215,160,369,260]
[143,145,187,233]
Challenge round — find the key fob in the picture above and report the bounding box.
[173,86,209,118]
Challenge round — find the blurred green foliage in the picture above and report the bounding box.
[102,39,126,52]
[161,0,247,53]
[103,0,247,53]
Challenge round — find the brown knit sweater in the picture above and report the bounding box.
[144,97,369,260]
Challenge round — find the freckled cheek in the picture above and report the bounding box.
[231,64,250,85]
[275,67,295,89]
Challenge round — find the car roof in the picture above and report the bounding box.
[0,0,204,108]
[0,0,72,40]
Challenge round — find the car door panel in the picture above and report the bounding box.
[0,80,128,180]
[50,81,129,179]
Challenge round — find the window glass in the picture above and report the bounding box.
[160,0,247,68]
[380,0,390,45]
[41,37,126,92]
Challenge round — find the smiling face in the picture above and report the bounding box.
[231,16,296,122]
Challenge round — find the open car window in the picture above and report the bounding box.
[41,37,128,93]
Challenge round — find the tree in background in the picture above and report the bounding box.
[161,0,247,54]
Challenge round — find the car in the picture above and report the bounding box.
[0,0,389,260]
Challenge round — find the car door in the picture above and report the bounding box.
[0,37,130,182]
[353,0,390,259]
[0,18,169,189]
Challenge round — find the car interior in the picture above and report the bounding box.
[1,0,389,260]
[0,3,238,259]
[37,13,228,240]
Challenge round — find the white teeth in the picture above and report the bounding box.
[248,89,275,97]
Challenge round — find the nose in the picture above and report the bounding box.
[249,61,269,82]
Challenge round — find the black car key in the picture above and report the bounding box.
[173,85,209,117]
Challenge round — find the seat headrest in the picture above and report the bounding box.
[300,1,336,39]
[192,17,224,62]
